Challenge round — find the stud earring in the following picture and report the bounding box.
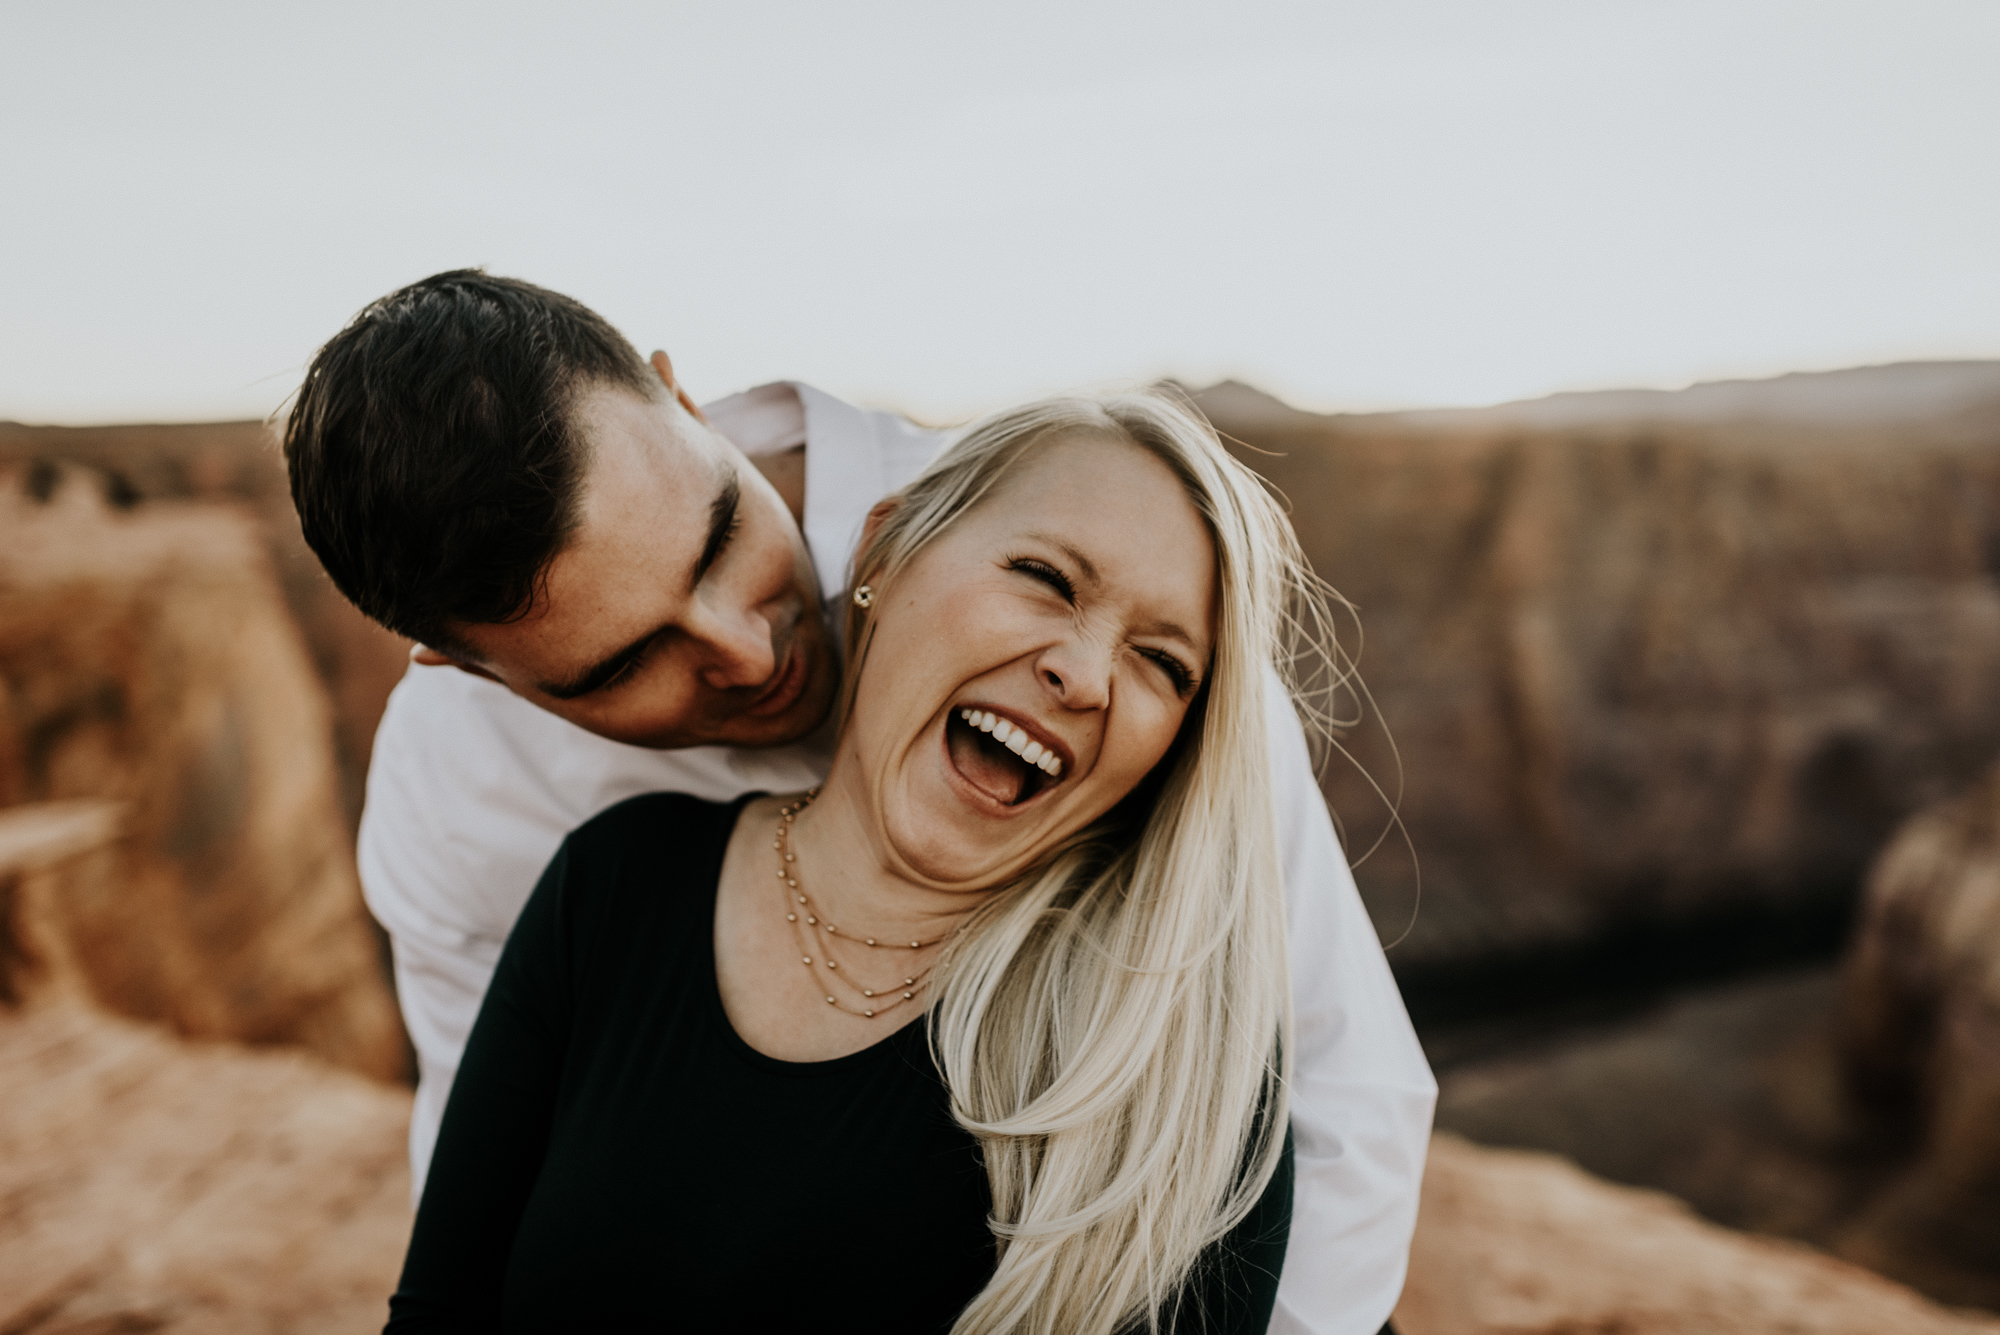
[852,585,874,608]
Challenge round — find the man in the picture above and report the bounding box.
[286,269,1435,1335]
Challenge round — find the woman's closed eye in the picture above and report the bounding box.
[1141,648,1197,696]
[1009,555,1198,694]
[1006,555,1076,603]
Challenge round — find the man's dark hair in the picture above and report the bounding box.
[283,269,659,651]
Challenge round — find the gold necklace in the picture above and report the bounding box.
[773,790,949,1019]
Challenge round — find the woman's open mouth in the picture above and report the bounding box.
[944,706,1066,808]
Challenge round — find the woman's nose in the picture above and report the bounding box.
[1036,637,1112,710]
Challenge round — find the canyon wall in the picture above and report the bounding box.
[1837,760,2000,1309]
[10,363,2000,1327]
[0,420,410,831]
[1199,362,2000,978]
[7,1000,1994,1335]
[0,460,404,1078]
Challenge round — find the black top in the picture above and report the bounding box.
[386,793,1291,1334]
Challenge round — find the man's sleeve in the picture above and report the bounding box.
[1262,665,1437,1335]
[357,670,571,1201]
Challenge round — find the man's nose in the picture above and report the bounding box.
[1035,636,1112,711]
[692,602,777,691]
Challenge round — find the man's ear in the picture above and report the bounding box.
[858,498,899,555]
[409,643,503,684]
[650,350,708,423]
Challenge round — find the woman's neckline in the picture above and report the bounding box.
[701,792,934,1074]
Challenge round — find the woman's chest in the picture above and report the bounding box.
[501,984,996,1333]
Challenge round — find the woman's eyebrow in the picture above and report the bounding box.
[1147,619,1201,648]
[1026,533,1100,584]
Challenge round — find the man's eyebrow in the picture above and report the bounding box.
[536,623,668,701]
[689,470,742,593]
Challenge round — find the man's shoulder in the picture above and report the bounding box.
[377,659,577,750]
[374,665,631,811]
[374,665,709,789]
[793,383,943,471]
[364,665,823,850]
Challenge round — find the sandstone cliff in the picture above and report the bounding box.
[1837,761,2000,1309]
[0,465,404,1078]
[1199,362,2000,978]
[1397,1134,2000,1335]
[0,420,410,830]
[0,1005,409,1334]
[5,1002,1992,1335]
[18,364,2000,987]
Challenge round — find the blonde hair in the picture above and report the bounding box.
[843,389,1337,1335]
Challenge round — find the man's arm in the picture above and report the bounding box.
[358,670,563,1198]
[1262,666,1437,1335]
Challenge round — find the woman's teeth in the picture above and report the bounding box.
[959,708,1062,775]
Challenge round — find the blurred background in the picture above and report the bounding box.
[5,4,2000,1333]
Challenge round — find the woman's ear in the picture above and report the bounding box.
[858,497,899,554]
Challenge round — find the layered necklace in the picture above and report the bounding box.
[774,789,954,1019]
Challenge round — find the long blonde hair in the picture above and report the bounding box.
[843,389,1335,1335]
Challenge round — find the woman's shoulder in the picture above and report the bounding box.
[559,791,745,873]
[574,789,738,838]
[522,792,748,952]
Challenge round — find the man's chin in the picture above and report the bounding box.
[708,680,837,750]
[633,657,838,752]
[544,632,839,751]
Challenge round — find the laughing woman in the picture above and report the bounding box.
[386,389,1324,1335]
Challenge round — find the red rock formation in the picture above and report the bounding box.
[6,1003,1990,1335]
[17,365,2000,984]
[0,801,127,1008]
[1396,1135,2000,1335]
[0,420,411,831]
[0,1004,409,1334]
[1198,363,2000,973]
[1430,968,1884,1247]
[1838,763,2000,1309]
[0,466,405,1080]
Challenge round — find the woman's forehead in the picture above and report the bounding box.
[959,435,1216,627]
[983,429,1190,517]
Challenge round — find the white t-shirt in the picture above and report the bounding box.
[358,382,1436,1335]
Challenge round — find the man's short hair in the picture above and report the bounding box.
[283,269,658,651]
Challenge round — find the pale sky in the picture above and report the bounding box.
[3,1,1997,425]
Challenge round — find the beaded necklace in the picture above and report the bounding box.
[773,790,955,1019]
